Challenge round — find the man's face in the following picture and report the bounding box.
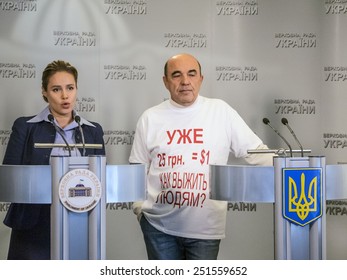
[163,54,203,107]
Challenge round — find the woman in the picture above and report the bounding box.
[3,60,105,259]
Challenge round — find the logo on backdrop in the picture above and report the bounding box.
[104,0,147,15]
[0,130,10,146]
[104,130,134,146]
[75,97,96,113]
[0,0,37,12]
[325,1,347,14]
[227,202,257,212]
[0,63,36,79]
[59,169,102,213]
[53,31,96,47]
[164,33,207,48]
[283,168,322,226]
[324,66,347,82]
[215,66,258,82]
[326,200,347,216]
[215,0,258,16]
[323,133,347,149]
[275,33,317,48]
[104,65,147,80]
[274,99,316,115]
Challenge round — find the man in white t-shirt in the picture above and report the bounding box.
[129,53,273,260]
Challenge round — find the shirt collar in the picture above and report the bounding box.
[27,106,96,127]
[169,95,201,109]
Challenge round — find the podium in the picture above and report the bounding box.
[0,153,146,260]
[210,154,347,260]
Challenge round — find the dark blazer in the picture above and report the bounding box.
[3,116,106,230]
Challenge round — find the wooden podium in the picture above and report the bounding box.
[210,154,347,260]
[0,153,146,260]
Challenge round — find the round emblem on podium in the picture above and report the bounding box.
[59,169,102,213]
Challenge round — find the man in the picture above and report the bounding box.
[129,53,273,260]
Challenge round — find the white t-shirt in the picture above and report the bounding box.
[129,96,265,239]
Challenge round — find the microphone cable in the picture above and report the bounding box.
[48,114,72,157]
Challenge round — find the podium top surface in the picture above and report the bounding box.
[0,162,146,204]
[0,165,51,203]
[2,161,347,204]
[210,162,347,202]
[210,165,275,202]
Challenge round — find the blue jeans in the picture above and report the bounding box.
[140,216,221,260]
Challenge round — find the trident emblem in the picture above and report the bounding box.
[283,168,322,226]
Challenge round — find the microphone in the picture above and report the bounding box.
[74,115,86,156]
[263,117,293,157]
[48,114,71,157]
[281,118,304,157]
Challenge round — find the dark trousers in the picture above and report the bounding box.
[7,205,50,260]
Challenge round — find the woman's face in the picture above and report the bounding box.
[42,71,77,119]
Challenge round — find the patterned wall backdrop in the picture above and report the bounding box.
[0,0,347,259]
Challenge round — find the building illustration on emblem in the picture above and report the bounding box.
[68,179,92,198]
